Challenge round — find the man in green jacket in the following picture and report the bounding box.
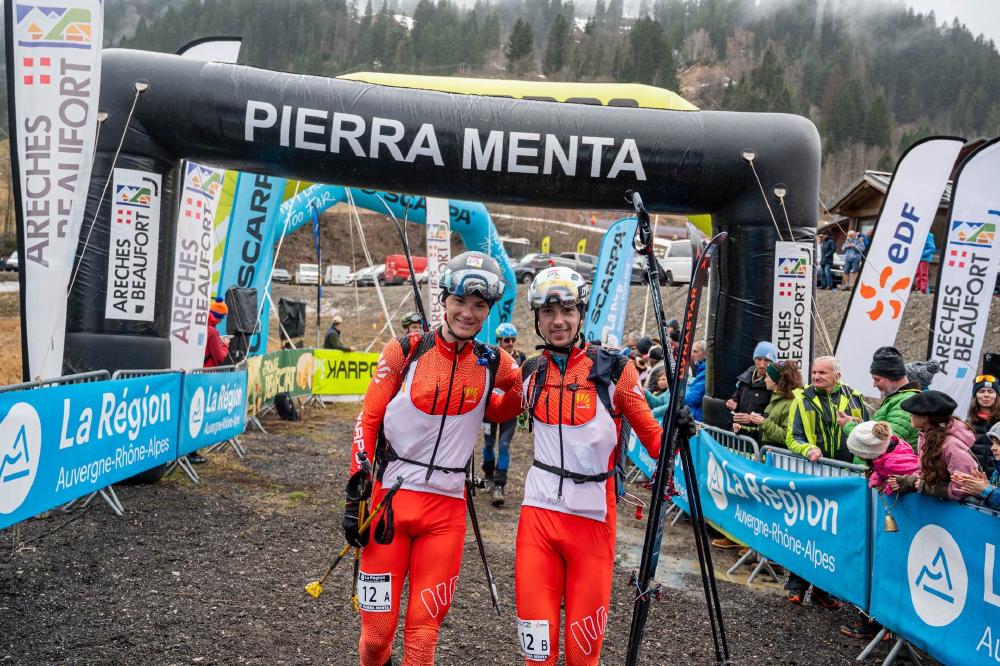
[786,356,869,463]
[840,346,920,447]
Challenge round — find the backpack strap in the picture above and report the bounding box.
[521,354,549,417]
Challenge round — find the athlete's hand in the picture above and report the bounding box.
[343,500,368,548]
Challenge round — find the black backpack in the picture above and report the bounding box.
[274,392,300,421]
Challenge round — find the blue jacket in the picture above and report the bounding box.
[685,360,707,421]
[843,236,865,261]
[921,233,936,263]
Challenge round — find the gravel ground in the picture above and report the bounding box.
[0,402,912,665]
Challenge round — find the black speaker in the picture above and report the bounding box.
[224,287,258,334]
[983,352,1000,378]
[278,298,307,339]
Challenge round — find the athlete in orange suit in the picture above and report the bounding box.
[344,252,521,666]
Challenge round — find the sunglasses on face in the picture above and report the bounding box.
[500,337,517,343]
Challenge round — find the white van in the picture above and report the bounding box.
[654,239,693,285]
[294,263,320,285]
[325,264,351,285]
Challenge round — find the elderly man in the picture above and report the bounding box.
[323,315,351,352]
[841,230,866,291]
[841,346,920,447]
[783,355,868,606]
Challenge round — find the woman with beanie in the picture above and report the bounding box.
[967,374,1000,471]
[888,391,980,500]
[735,361,801,448]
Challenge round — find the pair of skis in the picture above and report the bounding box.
[624,191,731,665]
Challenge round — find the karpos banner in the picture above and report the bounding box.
[0,373,179,531]
[179,369,247,456]
[425,197,451,330]
[696,432,871,608]
[584,217,638,347]
[928,140,1000,407]
[772,241,813,384]
[835,137,964,397]
[312,349,380,395]
[870,494,1000,665]
[245,349,314,414]
[169,163,225,368]
[6,0,103,379]
[104,168,162,322]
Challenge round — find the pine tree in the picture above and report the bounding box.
[543,14,569,75]
[864,87,891,147]
[505,18,534,74]
[482,11,500,52]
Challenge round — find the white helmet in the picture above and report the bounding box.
[528,267,589,310]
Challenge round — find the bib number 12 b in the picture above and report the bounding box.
[517,618,550,661]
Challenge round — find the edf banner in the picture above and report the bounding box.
[0,374,180,530]
[584,217,638,347]
[870,494,1000,665]
[312,349,380,396]
[179,369,247,456]
[695,432,871,608]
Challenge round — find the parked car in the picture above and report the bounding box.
[553,252,599,281]
[355,265,386,286]
[831,253,845,287]
[5,252,18,272]
[656,239,693,285]
[324,264,351,285]
[294,263,320,285]
[384,254,427,286]
[514,253,556,284]
[271,267,292,284]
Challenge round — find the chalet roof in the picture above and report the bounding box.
[827,170,952,217]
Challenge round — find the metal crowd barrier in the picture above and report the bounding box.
[760,445,866,477]
[0,370,110,394]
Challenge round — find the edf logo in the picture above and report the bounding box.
[887,202,921,265]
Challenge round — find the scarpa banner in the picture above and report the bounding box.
[6,0,103,379]
[584,217,638,347]
[928,139,1000,407]
[426,197,450,330]
[835,137,964,397]
[772,241,813,384]
[696,432,871,608]
[216,173,288,355]
[0,373,180,530]
[105,167,162,322]
[246,349,314,414]
[179,369,248,456]
[870,494,1000,665]
[312,349,380,395]
[169,163,225,369]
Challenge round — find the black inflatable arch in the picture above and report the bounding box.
[68,49,819,396]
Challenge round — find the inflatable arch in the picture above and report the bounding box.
[278,185,517,341]
[66,50,819,396]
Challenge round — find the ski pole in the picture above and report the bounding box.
[465,477,502,614]
[305,476,404,599]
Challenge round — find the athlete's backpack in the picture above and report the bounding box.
[274,392,300,421]
[521,346,632,499]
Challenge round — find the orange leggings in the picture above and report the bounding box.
[515,507,615,666]
[357,487,466,666]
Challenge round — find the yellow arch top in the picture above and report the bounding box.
[338,72,698,112]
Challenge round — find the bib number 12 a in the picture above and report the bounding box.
[517,619,550,661]
[357,572,392,612]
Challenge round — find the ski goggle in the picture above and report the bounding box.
[529,282,584,309]
[440,268,505,303]
[976,374,997,384]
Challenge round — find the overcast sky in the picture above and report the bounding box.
[901,0,1000,47]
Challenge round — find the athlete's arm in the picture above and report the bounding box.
[352,338,406,474]
[486,348,524,423]
[615,362,663,459]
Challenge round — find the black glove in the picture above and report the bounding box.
[675,404,697,440]
[343,499,369,548]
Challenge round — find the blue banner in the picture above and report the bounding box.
[178,370,248,457]
[694,431,871,608]
[217,173,288,355]
[584,217,638,346]
[0,375,181,530]
[870,495,1000,664]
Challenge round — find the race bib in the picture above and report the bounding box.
[517,618,550,661]
[357,572,392,612]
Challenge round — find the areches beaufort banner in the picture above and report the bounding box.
[835,137,964,397]
[928,140,1000,407]
[216,173,288,355]
[772,241,813,384]
[6,0,103,379]
[584,217,637,347]
[104,168,161,321]
[425,197,451,330]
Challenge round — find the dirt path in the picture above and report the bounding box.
[0,403,895,665]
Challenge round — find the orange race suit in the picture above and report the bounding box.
[506,344,663,665]
[351,329,521,666]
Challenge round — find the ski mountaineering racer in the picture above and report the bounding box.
[344,251,522,665]
[494,266,674,665]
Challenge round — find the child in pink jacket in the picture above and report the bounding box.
[846,421,920,494]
